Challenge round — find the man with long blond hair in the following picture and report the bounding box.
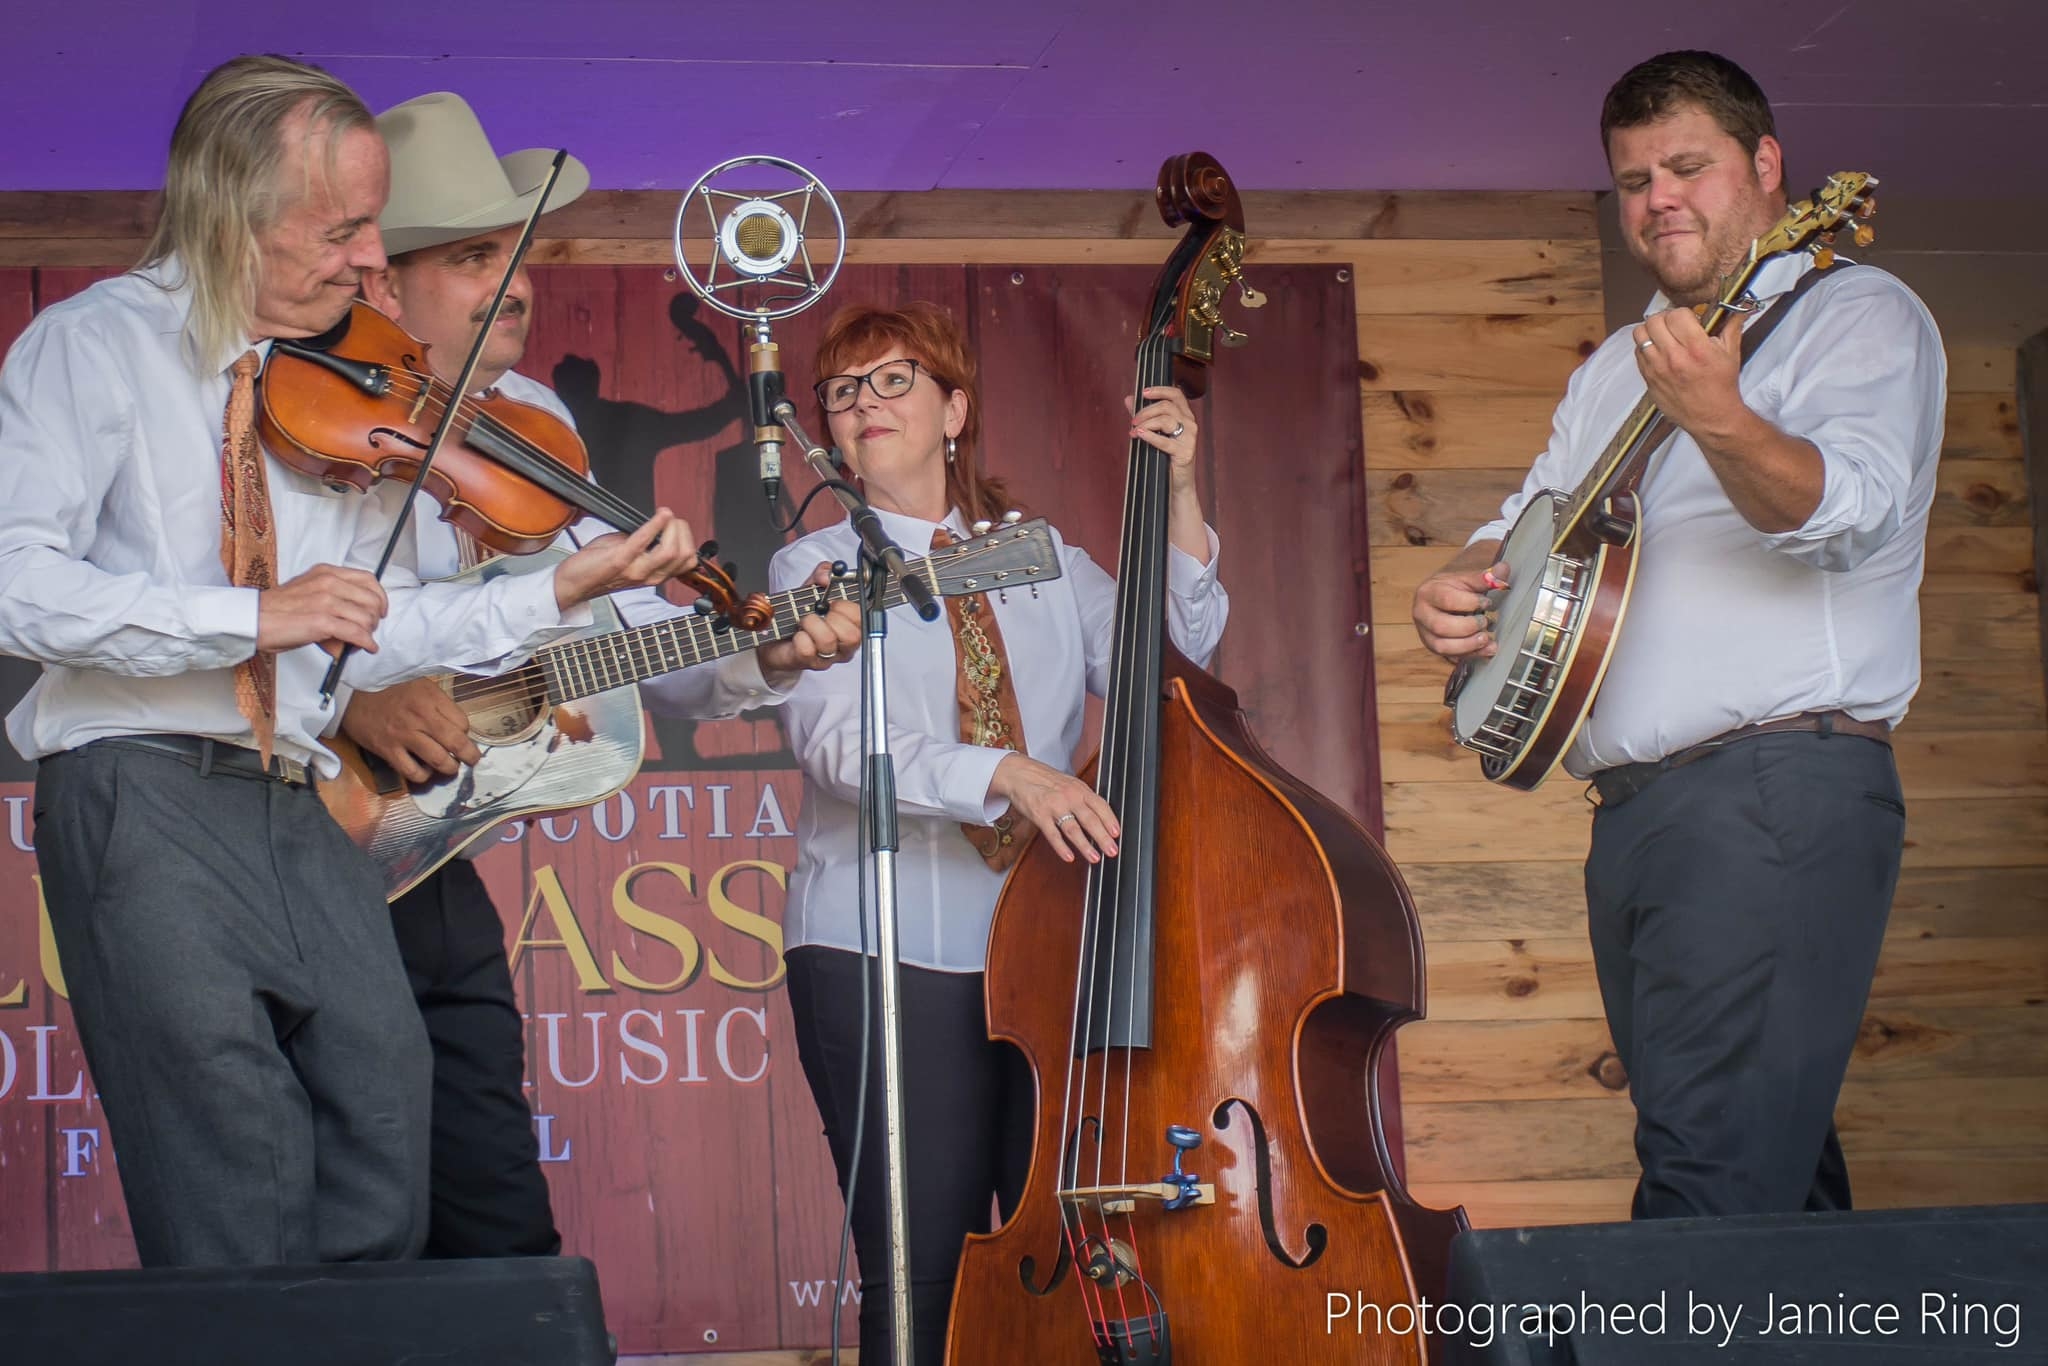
[0,54,701,1265]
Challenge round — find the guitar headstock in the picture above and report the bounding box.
[923,516,1061,597]
[1147,153,1264,397]
[1753,171,1879,268]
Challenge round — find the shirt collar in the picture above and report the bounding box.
[868,503,969,551]
[137,255,272,378]
[1641,247,1814,320]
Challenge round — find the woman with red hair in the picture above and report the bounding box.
[768,301,1229,1364]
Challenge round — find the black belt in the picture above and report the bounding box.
[92,734,312,787]
[1590,711,1892,809]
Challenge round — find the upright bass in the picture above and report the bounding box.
[946,154,1467,1364]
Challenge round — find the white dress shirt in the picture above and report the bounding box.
[1469,252,1946,775]
[429,369,787,722]
[0,263,598,779]
[770,505,1228,973]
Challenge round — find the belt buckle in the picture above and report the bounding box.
[275,754,308,786]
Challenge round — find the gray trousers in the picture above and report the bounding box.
[34,740,432,1265]
[1586,731,1904,1219]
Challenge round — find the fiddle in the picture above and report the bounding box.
[256,298,771,629]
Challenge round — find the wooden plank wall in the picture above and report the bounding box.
[1375,299,2048,1222]
[3,191,2043,1361]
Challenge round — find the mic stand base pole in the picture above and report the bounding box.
[860,551,917,1366]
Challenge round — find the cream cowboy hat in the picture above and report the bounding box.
[375,91,591,256]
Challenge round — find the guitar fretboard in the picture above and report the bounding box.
[532,572,922,704]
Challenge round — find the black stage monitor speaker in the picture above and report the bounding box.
[0,1254,615,1365]
[1432,1203,2048,1364]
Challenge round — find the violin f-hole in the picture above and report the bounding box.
[1214,1098,1328,1270]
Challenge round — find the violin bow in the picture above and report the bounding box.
[318,149,571,706]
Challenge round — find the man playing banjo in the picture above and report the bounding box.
[1412,50,1944,1219]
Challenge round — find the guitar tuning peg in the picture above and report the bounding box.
[697,539,720,560]
[1813,245,1837,269]
[1218,324,1250,348]
[1853,223,1876,247]
[971,520,993,536]
[1001,510,1022,524]
[1858,194,1878,218]
[1237,279,1267,309]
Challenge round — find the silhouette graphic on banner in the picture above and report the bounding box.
[552,292,793,770]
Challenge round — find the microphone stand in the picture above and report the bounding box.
[769,393,934,1366]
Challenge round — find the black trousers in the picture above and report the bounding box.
[34,741,430,1265]
[388,858,561,1258]
[1586,731,1905,1219]
[786,945,1035,1366]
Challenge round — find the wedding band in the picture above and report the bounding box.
[1636,338,1655,352]
[817,650,837,659]
[1055,813,1078,826]
[1168,421,1186,438]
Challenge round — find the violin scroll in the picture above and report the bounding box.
[682,542,773,631]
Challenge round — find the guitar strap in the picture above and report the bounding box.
[1621,257,1855,494]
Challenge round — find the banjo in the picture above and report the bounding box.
[1445,172,1878,788]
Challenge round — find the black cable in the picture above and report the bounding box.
[775,477,864,537]
[831,555,883,1366]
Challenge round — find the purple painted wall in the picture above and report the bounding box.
[6,1,2042,196]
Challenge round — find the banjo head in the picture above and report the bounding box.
[1449,490,1573,757]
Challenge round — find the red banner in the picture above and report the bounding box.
[0,262,1372,1354]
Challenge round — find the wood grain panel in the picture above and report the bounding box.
[1944,391,2023,460]
[1897,660,2046,731]
[1946,342,2018,393]
[1407,1078,2048,1185]
[1383,780,1591,867]
[1406,1177,1633,1228]
[1921,593,2044,661]
[1421,939,1605,1021]
[1362,391,1559,470]
[1346,240,1602,314]
[1356,315,1604,392]
[1400,862,2048,947]
[1401,1006,2048,1104]
[1367,467,1526,549]
[0,188,1601,243]
[1388,777,2048,872]
[1936,458,2032,527]
[1384,725,2048,797]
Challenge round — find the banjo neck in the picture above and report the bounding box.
[1551,250,1774,553]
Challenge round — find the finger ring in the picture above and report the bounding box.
[817,650,837,659]
[1167,422,1186,439]
[1055,813,1077,827]
[1636,338,1655,352]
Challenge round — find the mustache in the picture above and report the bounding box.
[1643,216,1704,241]
[470,298,528,324]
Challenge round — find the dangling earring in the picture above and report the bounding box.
[946,436,958,463]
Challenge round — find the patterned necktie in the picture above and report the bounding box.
[934,526,1030,871]
[219,350,279,765]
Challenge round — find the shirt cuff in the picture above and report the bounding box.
[527,567,596,634]
[943,744,1014,826]
[186,585,262,664]
[1166,525,1222,594]
[720,649,784,705]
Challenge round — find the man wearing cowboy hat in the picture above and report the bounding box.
[342,90,861,1257]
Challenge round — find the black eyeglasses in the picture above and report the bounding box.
[814,358,924,413]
